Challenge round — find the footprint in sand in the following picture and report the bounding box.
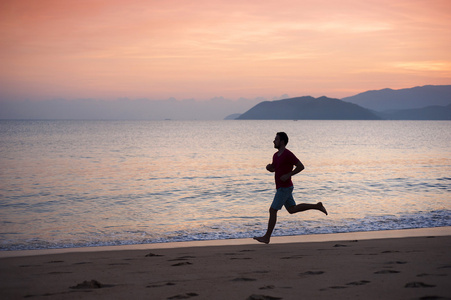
[346,280,370,286]
[258,285,294,291]
[417,273,447,277]
[167,292,198,299]
[145,252,164,257]
[299,271,325,276]
[171,262,193,267]
[70,280,114,289]
[374,270,400,274]
[281,255,304,259]
[46,260,64,264]
[320,280,370,291]
[246,294,282,300]
[259,285,275,290]
[168,256,196,261]
[19,264,41,268]
[438,265,451,269]
[319,286,347,291]
[386,261,407,265]
[404,282,436,288]
[231,277,257,282]
[147,282,176,288]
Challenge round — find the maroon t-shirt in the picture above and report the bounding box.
[272,149,300,189]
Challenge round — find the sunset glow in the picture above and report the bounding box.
[1,0,450,102]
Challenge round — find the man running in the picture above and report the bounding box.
[254,132,328,244]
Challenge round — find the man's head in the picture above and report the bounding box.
[274,132,289,149]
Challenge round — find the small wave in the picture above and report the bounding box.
[1,210,450,251]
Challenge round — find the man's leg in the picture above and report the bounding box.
[254,208,278,244]
[287,202,328,215]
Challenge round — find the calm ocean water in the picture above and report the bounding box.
[0,120,450,251]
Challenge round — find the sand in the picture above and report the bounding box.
[1,228,450,300]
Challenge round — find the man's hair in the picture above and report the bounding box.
[277,132,289,145]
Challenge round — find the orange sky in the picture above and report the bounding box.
[1,0,450,101]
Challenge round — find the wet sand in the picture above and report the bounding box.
[1,228,450,300]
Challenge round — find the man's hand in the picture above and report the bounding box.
[266,164,275,172]
[280,161,304,181]
[280,173,291,182]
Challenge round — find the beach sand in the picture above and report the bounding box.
[1,228,450,300]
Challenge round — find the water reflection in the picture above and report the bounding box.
[0,120,450,249]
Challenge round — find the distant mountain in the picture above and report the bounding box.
[224,113,241,120]
[236,96,381,120]
[377,103,451,120]
[342,85,451,111]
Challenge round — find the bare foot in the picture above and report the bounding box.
[253,236,270,244]
[318,202,328,215]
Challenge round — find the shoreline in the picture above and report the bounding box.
[2,226,450,258]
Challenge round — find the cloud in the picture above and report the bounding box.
[0,0,450,103]
[394,61,451,73]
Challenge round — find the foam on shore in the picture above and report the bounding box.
[2,226,450,258]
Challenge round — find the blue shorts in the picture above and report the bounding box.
[271,186,296,210]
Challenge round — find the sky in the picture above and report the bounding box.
[1,0,450,103]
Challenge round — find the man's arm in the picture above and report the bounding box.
[280,160,304,182]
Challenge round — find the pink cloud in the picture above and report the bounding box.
[0,0,450,101]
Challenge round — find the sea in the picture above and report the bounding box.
[0,120,450,251]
